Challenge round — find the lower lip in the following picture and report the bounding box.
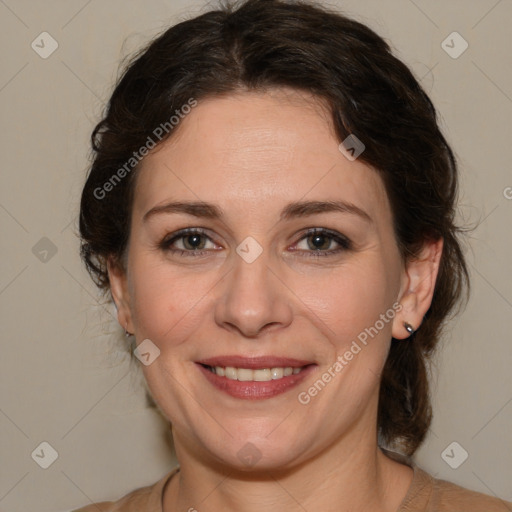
[197,364,316,400]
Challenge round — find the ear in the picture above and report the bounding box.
[392,238,443,340]
[107,257,134,334]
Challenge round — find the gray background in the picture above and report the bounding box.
[1,1,511,510]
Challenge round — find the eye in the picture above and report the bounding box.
[158,227,352,259]
[292,228,352,258]
[159,228,219,256]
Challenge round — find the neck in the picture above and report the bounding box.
[163,432,413,512]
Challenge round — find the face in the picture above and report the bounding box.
[111,89,416,473]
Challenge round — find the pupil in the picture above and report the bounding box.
[186,234,203,249]
[310,234,328,250]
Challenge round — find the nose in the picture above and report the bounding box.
[214,248,293,338]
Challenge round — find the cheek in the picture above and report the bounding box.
[130,251,219,351]
[296,259,395,346]
[128,254,211,342]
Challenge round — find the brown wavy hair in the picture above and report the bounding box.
[79,0,469,456]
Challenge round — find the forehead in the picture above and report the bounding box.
[133,89,390,223]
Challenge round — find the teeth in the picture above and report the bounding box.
[209,365,305,381]
[225,367,237,380]
[270,367,283,379]
[237,368,254,381]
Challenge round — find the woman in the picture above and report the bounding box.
[75,0,511,510]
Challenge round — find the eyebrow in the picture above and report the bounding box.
[142,199,372,224]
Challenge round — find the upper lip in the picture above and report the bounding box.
[197,356,314,369]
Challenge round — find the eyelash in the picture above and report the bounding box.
[158,227,352,259]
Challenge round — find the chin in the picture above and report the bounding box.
[197,430,311,473]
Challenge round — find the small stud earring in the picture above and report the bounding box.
[403,322,415,335]
[125,324,133,337]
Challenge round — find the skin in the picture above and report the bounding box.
[109,88,443,512]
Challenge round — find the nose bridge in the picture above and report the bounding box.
[214,240,292,337]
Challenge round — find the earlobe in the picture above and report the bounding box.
[107,257,134,334]
[392,238,443,340]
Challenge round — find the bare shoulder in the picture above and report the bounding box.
[432,477,512,512]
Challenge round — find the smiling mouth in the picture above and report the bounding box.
[197,361,316,400]
[201,364,307,381]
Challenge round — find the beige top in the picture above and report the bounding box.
[72,449,512,511]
